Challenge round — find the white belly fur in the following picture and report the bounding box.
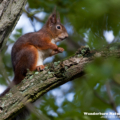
[36,49,52,66]
[36,39,56,66]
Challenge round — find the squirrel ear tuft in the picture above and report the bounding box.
[52,6,56,15]
[57,12,61,23]
[47,7,57,26]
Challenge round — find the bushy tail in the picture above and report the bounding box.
[0,76,20,97]
[0,75,30,119]
[0,85,30,120]
[0,78,15,97]
[0,86,11,97]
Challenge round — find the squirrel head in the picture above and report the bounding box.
[46,9,68,42]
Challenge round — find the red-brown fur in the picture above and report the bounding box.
[0,10,68,96]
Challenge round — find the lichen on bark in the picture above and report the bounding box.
[0,0,27,51]
[1,46,120,119]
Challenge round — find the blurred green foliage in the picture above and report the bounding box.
[1,0,120,120]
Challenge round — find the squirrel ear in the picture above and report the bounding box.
[50,13,57,24]
[57,12,61,23]
[47,7,57,26]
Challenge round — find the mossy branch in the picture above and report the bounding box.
[0,46,120,119]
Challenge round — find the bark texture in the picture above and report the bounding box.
[0,0,27,51]
[0,46,120,120]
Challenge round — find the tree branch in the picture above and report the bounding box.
[0,0,27,51]
[0,46,120,119]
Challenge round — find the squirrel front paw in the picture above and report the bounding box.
[36,65,45,71]
[58,47,64,53]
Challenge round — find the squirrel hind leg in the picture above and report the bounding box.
[13,45,39,84]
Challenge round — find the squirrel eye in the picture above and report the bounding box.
[56,25,61,30]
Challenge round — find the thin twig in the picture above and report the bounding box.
[23,9,43,23]
[94,91,110,105]
[106,82,120,119]
[29,18,36,32]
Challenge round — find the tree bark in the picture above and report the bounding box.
[0,1,120,119]
[0,0,27,51]
[0,46,120,120]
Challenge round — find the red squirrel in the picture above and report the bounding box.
[0,10,68,96]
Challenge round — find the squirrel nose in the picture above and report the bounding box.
[65,33,68,39]
[65,36,68,39]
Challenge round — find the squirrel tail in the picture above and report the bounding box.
[0,86,11,97]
